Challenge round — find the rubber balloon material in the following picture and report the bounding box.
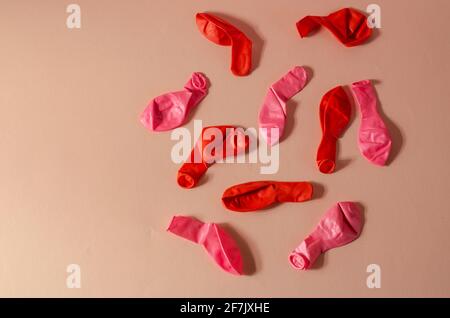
[177,125,249,188]
[289,201,363,270]
[258,66,308,145]
[296,8,373,47]
[196,12,252,76]
[167,215,244,275]
[316,86,351,174]
[351,80,392,166]
[140,72,208,131]
[222,181,313,212]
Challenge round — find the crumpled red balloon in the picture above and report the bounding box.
[167,215,243,275]
[316,86,351,174]
[296,8,373,47]
[177,125,249,188]
[222,181,314,212]
[196,12,252,76]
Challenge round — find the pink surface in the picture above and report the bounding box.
[1,0,450,297]
[289,202,363,270]
[258,66,308,145]
[351,80,392,166]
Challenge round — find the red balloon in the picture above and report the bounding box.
[316,86,352,174]
[177,125,249,189]
[296,8,373,47]
[222,181,313,212]
[196,12,252,76]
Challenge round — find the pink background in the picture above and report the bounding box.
[1,0,450,297]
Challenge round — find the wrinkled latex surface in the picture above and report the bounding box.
[296,8,372,47]
[258,66,308,145]
[316,86,351,174]
[140,73,208,131]
[222,181,313,212]
[289,201,363,270]
[196,12,252,76]
[177,125,249,189]
[351,80,392,166]
[167,215,243,275]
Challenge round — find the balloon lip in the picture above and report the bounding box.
[191,72,208,90]
[289,252,310,270]
[177,172,196,189]
[318,159,336,174]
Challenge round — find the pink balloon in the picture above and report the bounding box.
[351,80,392,166]
[140,72,208,131]
[167,215,243,275]
[289,202,363,270]
[258,66,308,145]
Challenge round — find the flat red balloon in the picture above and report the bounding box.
[222,181,314,212]
[316,86,352,174]
[296,8,373,47]
[177,125,249,189]
[196,12,252,76]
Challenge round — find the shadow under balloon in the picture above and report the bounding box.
[209,12,265,72]
[364,27,381,45]
[310,182,326,200]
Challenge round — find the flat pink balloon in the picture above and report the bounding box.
[351,80,392,166]
[140,72,208,131]
[289,201,363,270]
[167,215,243,275]
[258,66,308,145]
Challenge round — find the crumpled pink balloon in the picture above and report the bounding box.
[140,72,208,131]
[351,80,392,166]
[258,66,308,145]
[167,215,243,275]
[289,201,363,270]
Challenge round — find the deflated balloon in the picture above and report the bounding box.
[351,80,392,166]
[289,201,363,270]
[196,12,252,76]
[296,8,373,47]
[316,86,352,174]
[167,215,243,275]
[140,72,208,131]
[222,181,313,212]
